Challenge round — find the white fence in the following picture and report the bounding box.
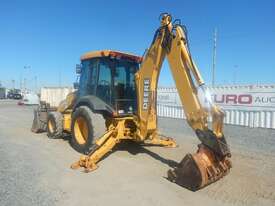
[157,85,275,129]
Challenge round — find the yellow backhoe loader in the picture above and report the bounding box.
[32,13,231,191]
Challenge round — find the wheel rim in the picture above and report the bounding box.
[48,119,54,133]
[74,116,89,145]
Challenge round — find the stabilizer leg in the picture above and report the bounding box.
[142,133,177,148]
[71,129,120,172]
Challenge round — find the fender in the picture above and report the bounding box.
[73,95,114,116]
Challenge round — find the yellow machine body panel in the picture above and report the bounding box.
[63,113,71,132]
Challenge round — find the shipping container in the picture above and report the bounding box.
[40,87,74,107]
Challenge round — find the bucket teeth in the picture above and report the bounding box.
[167,144,232,191]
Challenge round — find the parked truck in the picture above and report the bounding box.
[7,89,22,99]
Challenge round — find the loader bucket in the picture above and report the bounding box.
[167,144,232,191]
[31,108,47,133]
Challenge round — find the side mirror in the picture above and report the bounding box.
[73,82,79,89]
[76,64,81,74]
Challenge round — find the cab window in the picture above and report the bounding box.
[79,59,97,96]
[96,60,112,104]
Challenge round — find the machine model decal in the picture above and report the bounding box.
[143,79,150,110]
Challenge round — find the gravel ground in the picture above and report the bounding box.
[0,100,275,206]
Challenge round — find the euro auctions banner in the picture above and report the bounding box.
[211,92,275,108]
[208,85,275,110]
[157,85,275,110]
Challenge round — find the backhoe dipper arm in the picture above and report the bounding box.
[166,23,231,158]
[136,14,232,190]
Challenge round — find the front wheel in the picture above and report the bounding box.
[46,111,63,138]
[70,106,106,154]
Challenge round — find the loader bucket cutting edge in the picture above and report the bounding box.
[167,144,232,191]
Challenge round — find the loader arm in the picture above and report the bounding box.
[135,13,231,190]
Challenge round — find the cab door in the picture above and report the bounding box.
[96,59,112,105]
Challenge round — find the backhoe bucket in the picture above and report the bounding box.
[167,144,232,191]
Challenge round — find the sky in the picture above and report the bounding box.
[0,0,274,90]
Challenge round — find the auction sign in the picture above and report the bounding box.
[157,85,275,110]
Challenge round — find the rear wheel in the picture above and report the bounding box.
[47,111,63,138]
[70,106,106,154]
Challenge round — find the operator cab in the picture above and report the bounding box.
[77,50,142,116]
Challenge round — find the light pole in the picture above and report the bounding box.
[23,65,31,92]
[212,28,217,86]
[34,76,37,93]
[11,79,15,89]
[233,65,238,84]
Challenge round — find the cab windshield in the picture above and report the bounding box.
[79,57,139,115]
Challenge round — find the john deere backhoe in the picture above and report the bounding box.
[32,13,231,191]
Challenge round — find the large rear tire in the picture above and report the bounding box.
[70,106,106,154]
[47,111,63,138]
